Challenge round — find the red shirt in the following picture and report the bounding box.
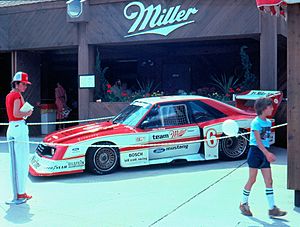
[6,91,24,122]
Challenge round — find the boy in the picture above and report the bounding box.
[239,98,287,217]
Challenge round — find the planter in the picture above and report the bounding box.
[88,102,130,119]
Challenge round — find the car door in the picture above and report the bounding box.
[187,100,227,160]
[140,102,201,160]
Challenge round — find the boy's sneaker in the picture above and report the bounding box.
[239,203,253,216]
[269,206,287,217]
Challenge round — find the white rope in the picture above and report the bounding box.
[0,123,288,148]
[0,116,115,126]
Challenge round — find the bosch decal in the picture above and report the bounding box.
[123,151,148,163]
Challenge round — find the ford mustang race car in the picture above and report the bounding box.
[29,91,282,176]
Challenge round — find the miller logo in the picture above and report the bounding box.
[124,2,198,38]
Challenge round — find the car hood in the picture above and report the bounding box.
[43,121,135,144]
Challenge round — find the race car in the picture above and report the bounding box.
[29,91,283,176]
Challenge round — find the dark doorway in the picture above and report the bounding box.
[162,64,191,95]
[40,49,78,126]
[97,38,260,98]
[0,53,11,135]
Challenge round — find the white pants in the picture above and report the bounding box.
[6,120,30,198]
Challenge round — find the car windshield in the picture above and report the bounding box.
[112,101,152,126]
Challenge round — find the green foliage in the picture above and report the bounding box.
[203,45,257,101]
[210,73,240,99]
[239,46,257,90]
[94,49,109,101]
[136,80,160,95]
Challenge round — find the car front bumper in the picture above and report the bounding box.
[29,152,85,176]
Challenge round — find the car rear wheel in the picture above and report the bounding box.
[219,129,249,160]
[86,143,119,174]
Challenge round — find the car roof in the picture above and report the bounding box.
[134,95,209,105]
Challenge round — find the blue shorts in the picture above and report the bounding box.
[247,146,271,169]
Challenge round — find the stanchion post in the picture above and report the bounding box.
[295,191,300,207]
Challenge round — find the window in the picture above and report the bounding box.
[140,107,163,129]
[160,104,190,126]
[140,103,190,129]
[113,102,151,127]
[188,101,226,123]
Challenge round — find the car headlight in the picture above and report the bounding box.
[36,144,56,158]
[51,147,56,156]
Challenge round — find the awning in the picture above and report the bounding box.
[256,0,300,18]
[256,0,287,17]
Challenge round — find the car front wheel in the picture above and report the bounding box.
[86,143,119,175]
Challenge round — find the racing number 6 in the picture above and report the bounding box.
[206,128,218,148]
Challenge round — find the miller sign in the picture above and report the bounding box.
[124,2,198,38]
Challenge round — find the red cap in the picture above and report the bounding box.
[12,72,32,85]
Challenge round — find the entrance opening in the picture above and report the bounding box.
[40,49,78,128]
[0,53,12,135]
[96,38,260,102]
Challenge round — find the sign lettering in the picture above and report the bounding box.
[124,2,198,37]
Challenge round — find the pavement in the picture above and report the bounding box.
[0,137,299,227]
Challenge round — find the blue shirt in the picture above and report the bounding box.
[249,116,272,148]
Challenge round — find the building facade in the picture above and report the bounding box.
[0,0,287,135]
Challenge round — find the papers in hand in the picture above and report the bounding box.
[20,102,34,119]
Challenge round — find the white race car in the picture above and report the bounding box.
[30,91,282,176]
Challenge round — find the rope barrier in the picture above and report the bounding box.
[0,116,115,126]
[0,123,288,148]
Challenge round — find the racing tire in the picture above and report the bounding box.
[219,129,249,160]
[86,142,119,175]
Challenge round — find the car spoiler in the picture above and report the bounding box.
[235,90,283,117]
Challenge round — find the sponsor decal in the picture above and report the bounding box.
[69,147,81,156]
[136,136,146,142]
[170,129,187,138]
[153,148,166,153]
[124,1,198,37]
[152,134,169,140]
[247,90,279,97]
[30,155,41,169]
[123,151,148,163]
[166,144,188,151]
[46,165,68,171]
[152,129,187,140]
[129,152,144,158]
[45,160,85,171]
[68,160,85,168]
[31,153,85,172]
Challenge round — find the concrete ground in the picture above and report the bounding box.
[0,138,299,227]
